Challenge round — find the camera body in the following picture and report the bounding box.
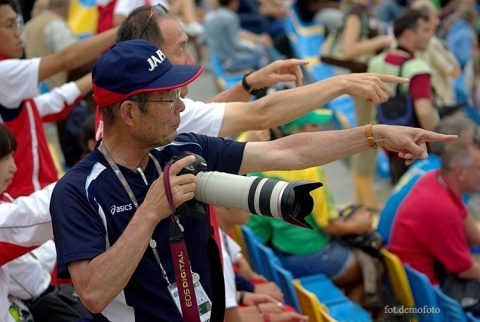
[173,152,208,219]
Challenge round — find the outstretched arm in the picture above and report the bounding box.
[38,28,118,83]
[219,73,407,137]
[239,124,457,174]
[208,59,308,104]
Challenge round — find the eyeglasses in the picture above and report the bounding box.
[139,3,168,39]
[0,17,22,32]
[130,88,181,109]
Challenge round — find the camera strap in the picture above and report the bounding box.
[163,162,201,322]
[99,141,202,320]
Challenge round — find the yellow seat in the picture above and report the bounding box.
[381,248,416,311]
[293,279,337,322]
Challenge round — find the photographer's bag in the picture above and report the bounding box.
[26,284,91,322]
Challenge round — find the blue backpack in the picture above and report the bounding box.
[377,62,418,127]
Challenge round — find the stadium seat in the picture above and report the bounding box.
[209,50,243,91]
[433,285,467,322]
[381,248,415,309]
[270,262,302,312]
[404,264,442,322]
[293,279,337,322]
[240,225,263,275]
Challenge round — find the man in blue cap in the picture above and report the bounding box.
[50,39,456,322]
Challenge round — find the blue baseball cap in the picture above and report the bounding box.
[93,39,204,108]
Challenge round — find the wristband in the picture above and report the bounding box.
[242,71,266,96]
[239,290,246,306]
[365,124,378,149]
[263,313,271,322]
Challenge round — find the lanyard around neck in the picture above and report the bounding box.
[99,141,200,321]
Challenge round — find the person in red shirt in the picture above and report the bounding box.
[390,139,480,314]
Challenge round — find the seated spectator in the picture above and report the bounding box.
[389,139,480,316]
[442,5,478,105]
[295,0,342,32]
[204,0,284,73]
[377,113,477,244]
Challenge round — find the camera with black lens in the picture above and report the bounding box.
[172,151,323,229]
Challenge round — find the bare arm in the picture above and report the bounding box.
[67,156,197,312]
[342,15,392,61]
[414,98,438,131]
[207,59,308,103]
[38,27,118,83]
[238,124,457,175]
[457,261,480,280]
[465,213,480,247]
[74,73,93,97]
[219,73,406,137]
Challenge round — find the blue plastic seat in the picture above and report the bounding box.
[404,264,442,322]
[240,225,263,275]
[297,273,348,306]
[433,285,467,322]
[271,262,302,312]
[255,239,281,283]
[209,51,243,91]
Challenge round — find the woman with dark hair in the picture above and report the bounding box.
[0,124,55,322]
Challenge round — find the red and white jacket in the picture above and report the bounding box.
[0,57,83,198]
[0,184,54,322]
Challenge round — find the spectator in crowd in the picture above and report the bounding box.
[215,205,308,321]
[411,0,461,111]
[442,5,478,104]
[236,0,293,58]
[49,39,455,321]
[368,7,438,183]
[0,0,117,199]
[204,0,284,74]
[322,0,394,210]
[113,0,204,37]
[377,113,478,244]
[24,0,77,90]
[0,124,55,322]
[244,111,374,306]
[24,0,98,168]
[295,0,342,32]
[389,139,480,315]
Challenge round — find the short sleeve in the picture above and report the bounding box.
[0,58,40,108]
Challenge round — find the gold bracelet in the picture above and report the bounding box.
[365,124,378,149]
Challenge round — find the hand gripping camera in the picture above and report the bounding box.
[173,152,323,229]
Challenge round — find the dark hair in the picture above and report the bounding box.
[100,92,152,126]
[0,0,12,5]
[393,8,430,38]
[80,114,95,155]
[116,5,174,46]
[0,124,16,159]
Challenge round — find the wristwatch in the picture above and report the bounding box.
[242,70,266,96]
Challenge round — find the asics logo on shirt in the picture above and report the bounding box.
[111,203,133,215]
